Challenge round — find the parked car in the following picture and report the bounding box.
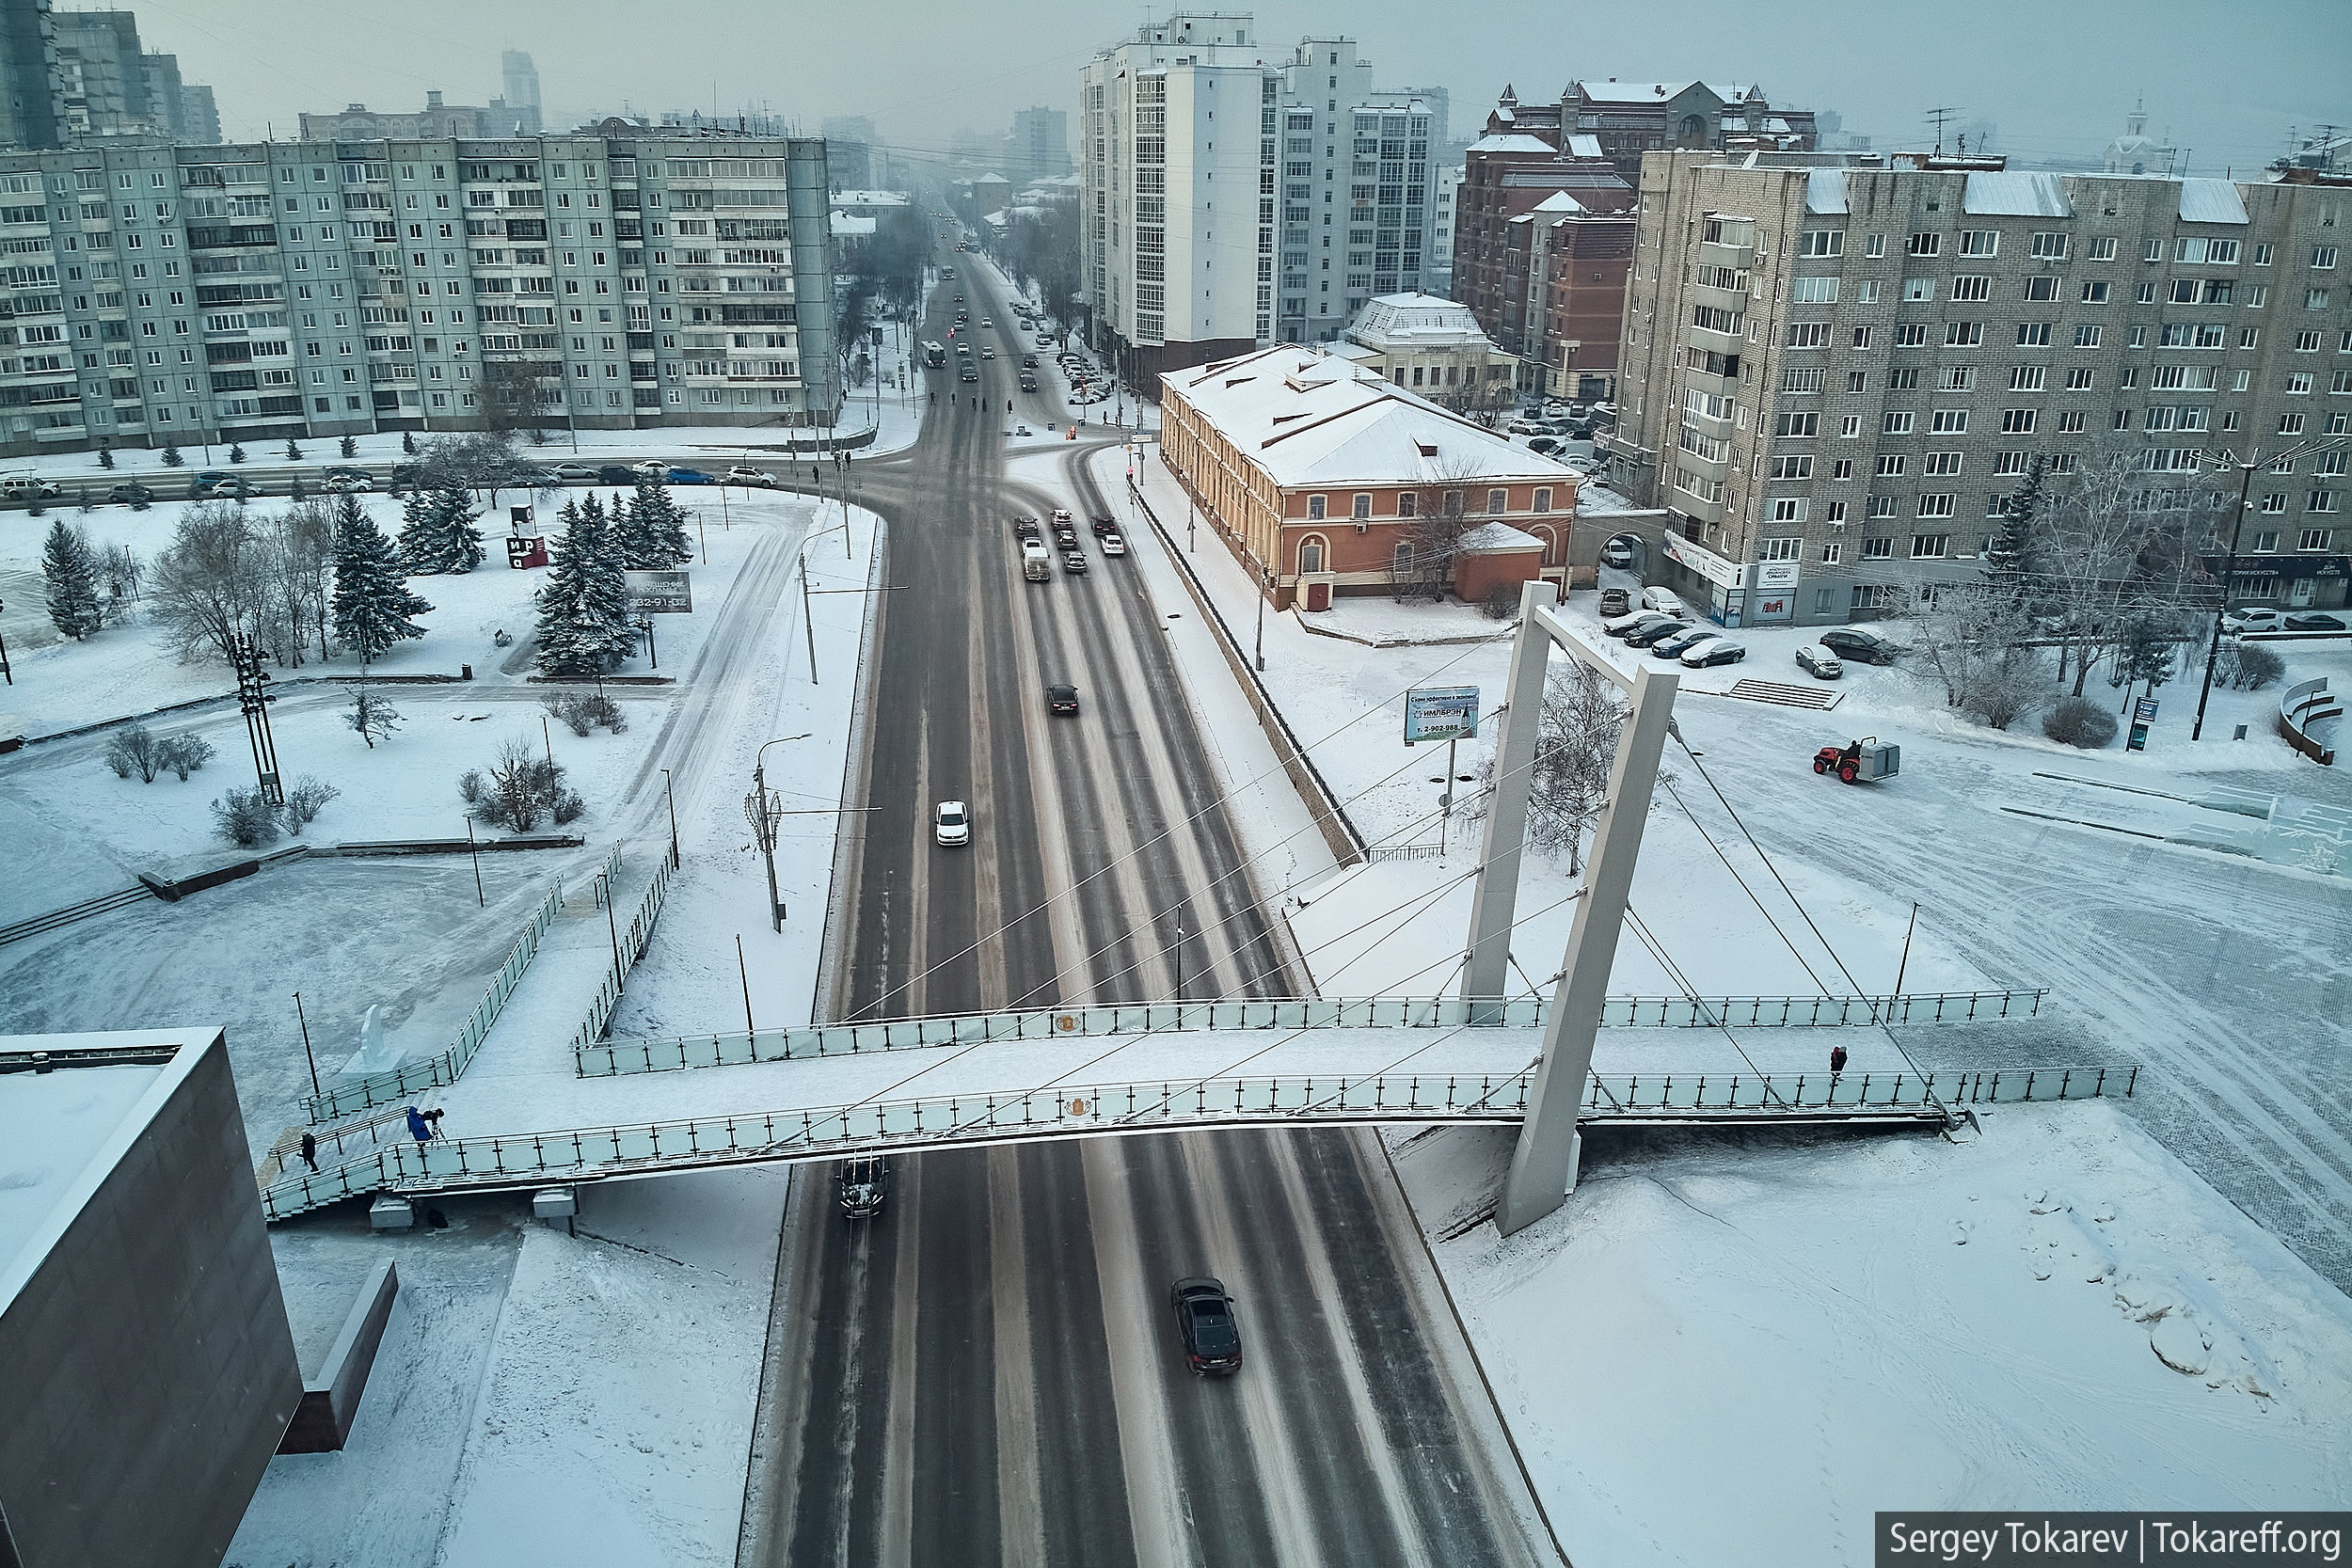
[1651,626,1718,659]
[1639,586,1689,618]
[549,463,598,481]
[2284,611,2347,632]
[1527,437,1563,455]
[631,460,670,478]
[597,465,638,485]
[1597,586,1632,618]
[933,800,971,847]
[107,482,154,505]
[1602,609,1677,639]
[1794,644,1844,679]
[2220,607,2284,634]
[322,465,370,483]
[666,467,714,485]
[1169,1277,1243,1376]
[1046,682,1080,715]
[1624,618,1693,649]
[201,477,253,499]
[1682,639,1747,668]
[1598,541,1636,569]
[1818,626,1902,665]
[1101,532,1128,557]
[1506,420,1544,436]
[722,466,776,487]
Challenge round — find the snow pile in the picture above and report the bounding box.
[1398,1102,2352,1567]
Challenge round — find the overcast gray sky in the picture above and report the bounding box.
[121,0,2345,177]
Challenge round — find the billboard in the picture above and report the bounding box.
[1405,686,1480,744]
[625,571,692,613]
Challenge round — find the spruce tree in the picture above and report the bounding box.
[533,494,636,676]
[620,478,694,566]
[398,483,485,573]
[97,446,115,470]
[160,442,183,467]
[401,431,418,456]
[339,435,358,459]
[40,519,103,640]
[331,494,432,665]
[1984,454,2043,604]
[228,442,246,465]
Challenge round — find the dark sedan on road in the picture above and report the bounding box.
[961,369,978,383]
[1060,548,1089,575]
[2284,611,2347,632]
[1046,683,1080,715]
[107,482,154,505]
[1170,1277,1242,1376]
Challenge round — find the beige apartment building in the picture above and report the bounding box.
[1605,152,2352,626]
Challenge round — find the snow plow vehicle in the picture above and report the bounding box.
[1813,736,1899,784]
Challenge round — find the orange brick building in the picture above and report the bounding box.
[1158,345,1581,610]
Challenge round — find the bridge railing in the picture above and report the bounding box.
[576,988,2050,1078]
[258,1059,2131,1220]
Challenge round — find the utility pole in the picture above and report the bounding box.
[800,552,819,683]
[660,767,679,867]
[0,595,12,685]
[1894,902,1920,996]
[229,631,283,806]
[2191,436,2347,740]
[465,818,485,907]
[1254,561,1268,673]
[746,735,806,932]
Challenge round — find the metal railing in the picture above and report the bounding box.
[2280,676,2339,767]
[569,844,679,1052]
[576,988,2050,1077]
[255,1059,2135,1221]
[302,847,617,1121]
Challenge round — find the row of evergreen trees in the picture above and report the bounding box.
[530,484,693,676]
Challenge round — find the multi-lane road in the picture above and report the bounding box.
[738,242,1550,1568]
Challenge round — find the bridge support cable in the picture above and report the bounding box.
[1659,777,1839,996]
[1623,905,1787,1108]
[1666,734,1951,1123]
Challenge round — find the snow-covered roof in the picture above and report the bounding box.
[1162,346,1580,492]
[1805,168,1849,214]
[1962,170,2073,217]
[827,190,910,210]
[1578,81,1690,104]
[1565,134,1603,160]
[1470,133,1558,156]
[1455,521,1544,553]
[1343,293,1504,353]
[2179,178,2249,225]
[829,212,876,239]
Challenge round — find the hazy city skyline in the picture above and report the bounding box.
[113,0,2345,176]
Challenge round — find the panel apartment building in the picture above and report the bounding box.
[1607,152,2352,626]
[0,131,840,460]
[1078,12,1445,384]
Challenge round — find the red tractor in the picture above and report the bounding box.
[1813,736,1899,784]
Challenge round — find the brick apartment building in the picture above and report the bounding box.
[1606,151,2352,626]
[1159,343,1581,608]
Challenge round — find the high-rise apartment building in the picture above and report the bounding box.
[1078,13,1445,383]
[819,116,877,190]
[0,133,841,459]
[500,50,541,135]
[1608,151,2352,626]
[0,2,220,150]
[1009,106,1070,180]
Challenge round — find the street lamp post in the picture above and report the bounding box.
[2191,435,2349,740]
[1253,560,1269,673]
[747,734,810,932]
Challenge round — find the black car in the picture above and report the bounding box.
[1022,355,1040,369]
[1046,683,1080,715]
[2284,611,2347,632]
[1624,618,1693,648]
[1170,1276,1242,1375]
[961,369,978,383]
[1012,515,1041,538]
[1818,626,1902,665]
[597,464,637,485]
[1019,376,1040,392]
[1090,516,1118,538]
[107,482,154,504]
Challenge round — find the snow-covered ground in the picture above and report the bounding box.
[1394,1103,2352,1567]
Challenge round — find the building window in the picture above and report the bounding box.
[1907,231,1941,257]
[1912,533,1950,557]
[1760,535,1803,560]
[1916,494,1956,518]
[1392,542,1414,574]
[1298,537,1325,574]
[2298,528,2334,552]
[1397,491,1415,518]
[1533,486,1553,514]
[1770,455,1814,480]
[1352,492,1372,519]
[1307,493,1327,519]
[1862,536,1894,559]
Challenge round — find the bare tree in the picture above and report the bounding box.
[1901,577,2054,730]
[2031,448,2225,695]
[480,357,550,443]
[149,503,266,664]
[1464,660,1628,877]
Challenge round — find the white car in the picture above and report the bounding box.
[2221,607,2285,635]
[933,800,971,847]
[979,318,993,328]
[324,474,373,493]
[1101,532,1128,556]
[632,459,670,478]
[722,466,775,487]
[1598,540,1636,569]
[1640,586,1689,618]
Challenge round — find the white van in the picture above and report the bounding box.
[1022,541,1051,581]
